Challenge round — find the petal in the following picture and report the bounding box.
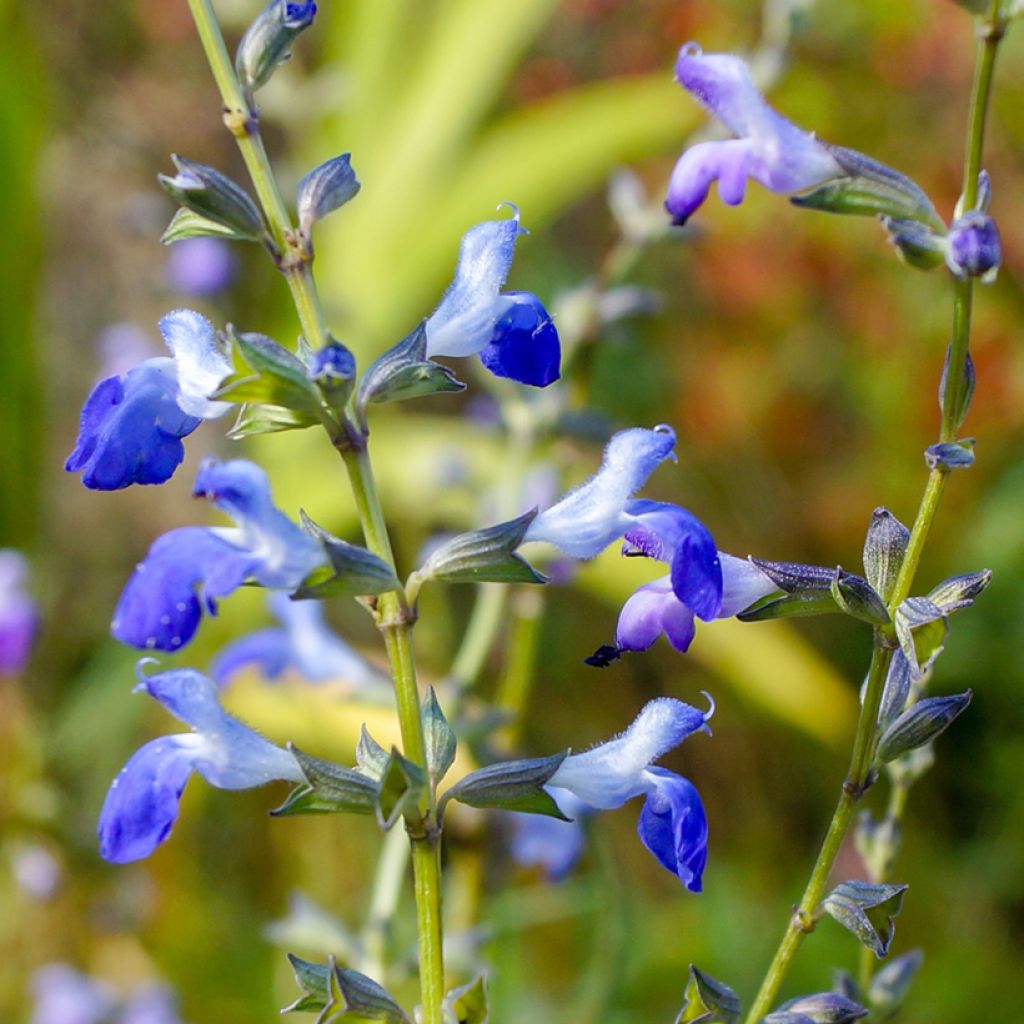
[665,139,755,224]
[65,362,201,490]
[159,309,233,418]
[718,553,777,617]
[477,291,561,387]
[425,215,525,358]
[210,628,293,686]
[637,767,708,892]
[548,697,709,809]
[674,48,771,137]
[136,667,228,732]
[98,735,201,863]
[111,527,257,651]
[525,426,677,558]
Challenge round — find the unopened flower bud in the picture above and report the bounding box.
[946,210,1001,281]
[236,0,317,99]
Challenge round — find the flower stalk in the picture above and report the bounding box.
[744,7,1005,1020]
[182,3,446,1019]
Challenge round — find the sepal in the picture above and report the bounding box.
[821,881,907,958]
[830,569,890,626]
[356,725,390,780]
[236,0,317,100]
[879,217,946,271]
[421,688,457,787]
[867,950,923,1020]
[158,156,265,240]
[281,954,410,1023]
[309,340,357,415]
[292,512,401,599]
[862,509,910,605]
[297,154,360,236]
[375,749,426,831]
[926,569,992,614]
[938,346,976,432]
[356,322,465,424]
[924,440,975,471]
[893,598,948,678]
[441,752,569,819]
[737,558,834,621]
[875,690,972,763]
[161,207,253,245]
[272,745,378,817]
[442,975,489,1024]
[877,651,913,731]
[792,145,943,230]
[675,965,741,1024]
[214,327,324,422]
[765,993,866,1024]
[418,510,547,586]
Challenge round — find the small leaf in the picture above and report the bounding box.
[356,322,465,422]
[282,954,330,1014]
[357,725,390,781]
[161,207,251,244]
[675,965,741,1024]
[421,688,457,786]
[822,881,907,958]
[419,510,547,586]
[376,749,426,831]
[876,691,972,763]
[442,974,489,1024]
[442,752,569,819]
[293,512,401,599]
[272,745,379,817]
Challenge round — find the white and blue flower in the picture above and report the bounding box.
[66,310,232,490]
[111,459,326,652]
[98,666,303,863]
[666,45,843,225]
[425,212,560,387]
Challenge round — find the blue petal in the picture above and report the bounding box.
[637,767,708,892]
[98,735,198,863]
[616,577,696,654]
[65,362,200,490]
[477,291,560,387]
[111,527,257,651]
[136,667,229,732]
[211,628,292,686]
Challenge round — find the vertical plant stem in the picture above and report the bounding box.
[183,4,445,1017]
[744,10,1004,1020]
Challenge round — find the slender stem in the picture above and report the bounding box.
[744,13,1004,1019]
[183,4,444,1016]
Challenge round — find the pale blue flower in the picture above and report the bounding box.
[98,666,303,863]
[0,549,37,675]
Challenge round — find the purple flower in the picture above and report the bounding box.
[547,697,712,890]
[98,666,303,863]
[509,790,590,881]
[616,553,776,655]
[666,45,843,225]
[111,459,326,652]
[66,310,232,490]
[30,965,113,1024]
[165,238,238,296]
[0,550,38,675]
[425,212,560,387]
[946,211,1001,281]
[211,592,385,691]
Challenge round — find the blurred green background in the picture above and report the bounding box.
[2,0,1023,1020]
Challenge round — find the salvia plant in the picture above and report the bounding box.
[53,0,1017,1020]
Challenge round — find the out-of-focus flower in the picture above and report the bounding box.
[509,790,590,881]
[425,212,560,387]
[211,592,385,691]
[95,323,160,378]
[547,697,712,890]
[165,238,238,296]
[10,844,62,901]
[0,549,38,675]
[66,310,232,490]
[98,666,303,863]
[615,553,776,655]
[111,460,326,652]
[30,965,113,1024]
[666,45,843,225]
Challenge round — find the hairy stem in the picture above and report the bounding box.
[744,10,1004,1019]
[183,3,444,1016]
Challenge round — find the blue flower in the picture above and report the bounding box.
[66,310,233,490]
[547,697,712,890]
[98,666,303,863]
[616,553,776,655]
[509,790,590,881]
[946,211,1001,281]
[165,237,238,296]
[111,459,326,652]
[211,592,386,691]
[425,212,560,387]
[30,964,113,1024]
[666,45,842,225]
[0,549,38,675]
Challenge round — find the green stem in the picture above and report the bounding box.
[183,4,444,1016]
[744,12,1004,1019]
